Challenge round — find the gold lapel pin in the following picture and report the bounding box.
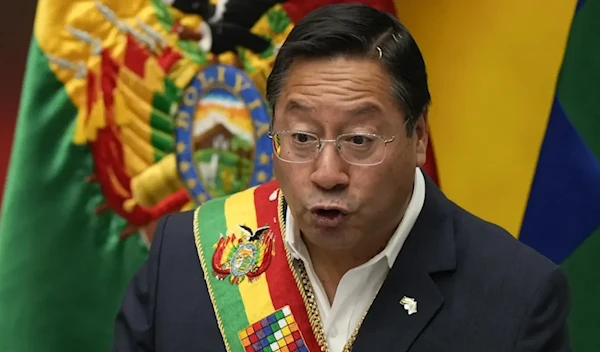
[400,296,417,315]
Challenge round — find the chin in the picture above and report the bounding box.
[304,229,362,251]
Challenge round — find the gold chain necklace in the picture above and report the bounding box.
[278,193,372,352]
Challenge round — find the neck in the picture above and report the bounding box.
[305,234,386,275]
[302,216,400,304]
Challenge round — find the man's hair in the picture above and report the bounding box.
[266,3,431,135]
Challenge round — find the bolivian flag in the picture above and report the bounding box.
[396,1,600,350]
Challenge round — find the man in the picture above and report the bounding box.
[112,4,571,351]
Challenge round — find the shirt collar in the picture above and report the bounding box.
[285,167,426,268]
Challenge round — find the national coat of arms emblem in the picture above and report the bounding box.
[212,225,276,284]
[47,0,399,245]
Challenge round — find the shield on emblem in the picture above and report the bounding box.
[175,64,274,204]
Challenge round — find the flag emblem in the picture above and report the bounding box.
[212,225,276,284]
[400,296,418,315]
[239,306,309,352]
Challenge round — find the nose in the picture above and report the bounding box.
[309,143,350,191]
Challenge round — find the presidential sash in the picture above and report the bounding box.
[194,180,320,352]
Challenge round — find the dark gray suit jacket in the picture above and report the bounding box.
[112,176,571,351]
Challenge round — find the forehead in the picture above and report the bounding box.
[275,57,401,124]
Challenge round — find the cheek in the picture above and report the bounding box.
[351,167,394,200]
[274,161,312,215]
[376,167,410,206]
[353,157,412,202]
[273,161,309,191]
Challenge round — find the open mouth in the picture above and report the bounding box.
[310,208,347,227]
[314,209,344,219]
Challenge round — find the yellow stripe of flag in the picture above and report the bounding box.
[224,188,276,323]
[395,0,577,235]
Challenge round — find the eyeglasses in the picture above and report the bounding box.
[268,130,396,166]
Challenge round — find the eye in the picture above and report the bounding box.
[343,134,375,146]
[291,133,315,143]
[352,135,367,145]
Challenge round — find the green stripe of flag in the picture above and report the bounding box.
[0,37,148,352]
[562,228,600,352]
[196,196,250,350]
[556,0,600,159]
[555,2,600,351]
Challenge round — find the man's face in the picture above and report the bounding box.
[272,57,428,252]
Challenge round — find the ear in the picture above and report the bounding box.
[414,111,429,167]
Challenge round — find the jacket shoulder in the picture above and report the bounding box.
[451,204,561,291]
[151,194,229,253]
[148,210,198,271]
[444,204,571,350]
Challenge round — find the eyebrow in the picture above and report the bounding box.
[283,100,384,117]
[283,100,314,114]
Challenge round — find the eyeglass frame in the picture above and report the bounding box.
[267,130,397,166]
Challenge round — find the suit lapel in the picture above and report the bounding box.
[352,172,457,352]
[352,263,444,352]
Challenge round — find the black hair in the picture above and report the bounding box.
[266,3,431,135]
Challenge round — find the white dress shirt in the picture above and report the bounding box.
[284,167,426,352]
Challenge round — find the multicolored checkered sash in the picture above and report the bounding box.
[194,180,320,352]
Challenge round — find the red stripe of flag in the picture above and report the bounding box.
[253,182,322,352]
